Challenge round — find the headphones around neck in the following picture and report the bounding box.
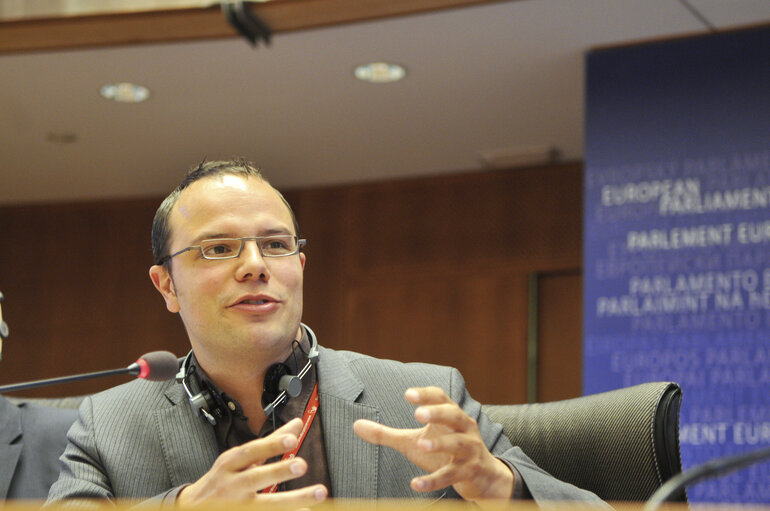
[176,323,319,426]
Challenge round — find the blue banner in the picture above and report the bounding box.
[584,26,770,503]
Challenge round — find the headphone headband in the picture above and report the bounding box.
[177,323,319,425]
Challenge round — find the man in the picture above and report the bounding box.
[48,160,605,506]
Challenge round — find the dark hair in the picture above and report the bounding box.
[151,158,300,265]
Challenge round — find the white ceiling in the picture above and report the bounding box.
[2,0,770,205]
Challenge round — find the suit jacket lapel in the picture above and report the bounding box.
[317,348,380,499]
[146,349,383,497]
[0,397,23,499]
[154,384,219,487]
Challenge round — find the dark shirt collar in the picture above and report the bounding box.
[189,331,316,450]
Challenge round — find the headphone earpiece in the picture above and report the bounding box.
[177,355,219,426]
[262,323,319,417]
[262,363,303,408]
[179,323,319,424]
[189,387,218,426]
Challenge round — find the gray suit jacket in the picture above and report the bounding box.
[47,347,603,504]
[0,396,78,500]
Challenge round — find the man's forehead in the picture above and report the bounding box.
[176,175,272,214]
[169,175,289,234]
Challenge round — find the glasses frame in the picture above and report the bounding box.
[157,235,306,265]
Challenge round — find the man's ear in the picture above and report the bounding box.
[300,252,306,270]
[149,265,180,313]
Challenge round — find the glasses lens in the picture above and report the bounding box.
[260,235,297,256]
[200,239,242,259]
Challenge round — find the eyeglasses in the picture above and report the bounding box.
[158,235,306,265]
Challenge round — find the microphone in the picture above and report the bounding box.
[643,444,770,511]
[0,351,179,393]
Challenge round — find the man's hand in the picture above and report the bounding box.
[353,386,514,502]
[177,418,328,506]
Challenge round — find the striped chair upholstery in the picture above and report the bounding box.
[483,381,685,502]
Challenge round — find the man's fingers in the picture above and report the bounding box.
[414,403,477,431]
[353,419,414,450]
[240,457,308,493]
[274,417,305,435]
[218,418,304,471]
[218,434,296,471]
[257,484,328,507]
[405,386,452,405]
[415,430,474,457]
[178,453,311,504]
[353,419,390,445]
[411,463,469,493]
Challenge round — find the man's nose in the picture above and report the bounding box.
[236,239,269,281]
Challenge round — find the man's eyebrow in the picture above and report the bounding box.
[197,228,293,240]
[197,232,233,241]
[262,228,293,236]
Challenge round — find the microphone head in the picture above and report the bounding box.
[135,351,180,381]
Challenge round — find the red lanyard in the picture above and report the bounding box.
[260,382,319,494]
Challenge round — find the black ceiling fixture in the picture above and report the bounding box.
[222,1,272,47]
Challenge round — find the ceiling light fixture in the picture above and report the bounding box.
[100,82,150,103]
[354,62,406,83]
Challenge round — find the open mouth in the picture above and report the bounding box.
[240,299,270,305]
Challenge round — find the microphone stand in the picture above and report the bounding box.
[0,366,138,393]
[0,291,178,393]
[644,444,770,511]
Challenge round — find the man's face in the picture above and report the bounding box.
[149,175,305,368]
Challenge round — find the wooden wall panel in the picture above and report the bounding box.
[536,271,582,403]
[344,271,530,404]
[0,200,189,396]
[0,163,583,403]
[286,186,353,351]
[335,165,582,274]
[290,163,583,404]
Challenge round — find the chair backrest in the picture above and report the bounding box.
[482,381,685,502]
[1,394,83,499]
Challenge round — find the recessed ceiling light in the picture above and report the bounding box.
[354,62,406,83]
[100,82,150,103]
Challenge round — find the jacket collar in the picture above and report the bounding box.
[158,381,219,487]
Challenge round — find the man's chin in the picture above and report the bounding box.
[243,325,297,352]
